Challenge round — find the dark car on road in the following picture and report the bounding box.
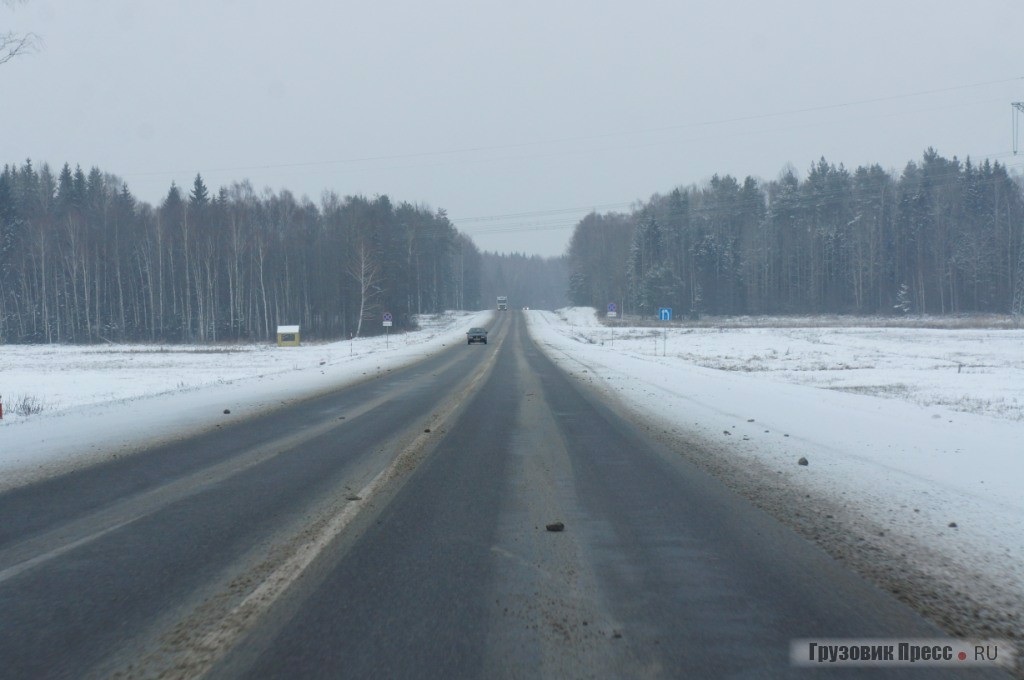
[466,327,488,345]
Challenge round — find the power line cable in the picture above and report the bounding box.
[455,157,1024,236]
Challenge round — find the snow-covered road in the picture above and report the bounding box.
[0,311,491,490]
[2,307,1021,647]
[526,308,1024,646]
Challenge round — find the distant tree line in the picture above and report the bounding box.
[479,251,568,311]
[0,160,482,343]
[568,149,1024,317]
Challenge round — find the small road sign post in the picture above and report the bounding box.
[607,302,617,318]
[383,312,393,348]
[657,308,672,356]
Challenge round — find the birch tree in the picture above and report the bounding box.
[347,240,381,338]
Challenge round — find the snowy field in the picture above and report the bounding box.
[527,308,1024,646]
[2,306,1022,648]
[0,311,491,490]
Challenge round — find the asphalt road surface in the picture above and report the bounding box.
[0,313,1012,679]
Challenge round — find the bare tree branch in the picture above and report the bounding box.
[1,0,39,66]
[0,32,38,65]
[347,242,383,338]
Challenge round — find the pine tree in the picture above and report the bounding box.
[627,210,664,316]
[189,173,210,207]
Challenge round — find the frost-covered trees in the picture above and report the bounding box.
[0,161,479,342]
[567,150,1024,316]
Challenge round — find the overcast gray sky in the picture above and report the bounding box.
[3,0,1023,257]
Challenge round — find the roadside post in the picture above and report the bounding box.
[383,312,393,349]
[607,303,618,347]
[658,307,672,356]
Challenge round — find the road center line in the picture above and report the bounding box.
[174,339,503,679]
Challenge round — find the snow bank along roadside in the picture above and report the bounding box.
[0,311,492,492]
[525,308,1024,648]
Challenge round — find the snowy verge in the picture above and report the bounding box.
[526,308,1024,646]
[0,311,492,492]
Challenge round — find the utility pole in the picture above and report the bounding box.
[1013,102,1024,154]
[1013,234,1024,320]
[1014,103,1024,320]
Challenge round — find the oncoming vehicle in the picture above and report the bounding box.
[466,327,488,344]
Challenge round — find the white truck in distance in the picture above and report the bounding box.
[497,296,508,311]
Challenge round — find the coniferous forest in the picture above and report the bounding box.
[568,150,1024,318]
[4,148,1022,344]
[0,161,484,343]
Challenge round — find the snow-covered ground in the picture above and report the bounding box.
[0,311,491,491]
[527,308,1024,645]
[2,306,1021,646]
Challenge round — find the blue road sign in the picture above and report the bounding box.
[608,303,617,313]
[658,307,672,321]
